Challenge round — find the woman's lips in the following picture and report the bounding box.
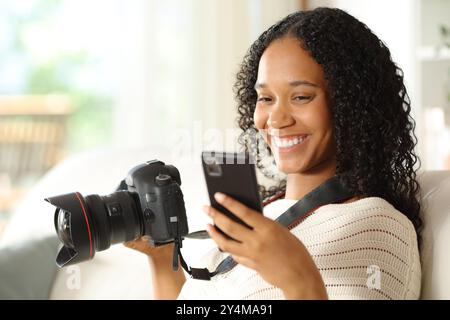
[270,134,310,153]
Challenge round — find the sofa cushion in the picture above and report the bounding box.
[418,170,450,299]
[0,235,59,299]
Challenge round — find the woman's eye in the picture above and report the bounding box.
[257,97,272,102]
[293,96,311,101]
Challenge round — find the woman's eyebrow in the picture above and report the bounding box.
[254,80,318,90]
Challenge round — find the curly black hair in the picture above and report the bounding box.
[234,7,422,245]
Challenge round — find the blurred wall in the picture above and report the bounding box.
[113,0,300,151]
[309,0,416,114]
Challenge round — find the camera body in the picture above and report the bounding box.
[123,160,188,245]
[46,160,189,267]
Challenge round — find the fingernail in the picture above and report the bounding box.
[214,192,225,202]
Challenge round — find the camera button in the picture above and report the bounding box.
[108,203,122,216]
[144,208,155,222]
[155,173,171,186]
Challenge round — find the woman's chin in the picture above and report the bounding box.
[276,161,305,175]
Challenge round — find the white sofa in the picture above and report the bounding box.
[1,147,449,299]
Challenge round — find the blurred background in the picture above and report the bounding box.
[0,0,449,237]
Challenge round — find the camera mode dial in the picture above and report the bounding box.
[155,173,171,186]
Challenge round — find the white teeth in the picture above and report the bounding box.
[272,135,308,148]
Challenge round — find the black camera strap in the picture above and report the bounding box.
[174,174,356,281]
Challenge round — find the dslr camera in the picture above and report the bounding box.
[46,160,189,267]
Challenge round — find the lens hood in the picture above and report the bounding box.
[46,192,95,267]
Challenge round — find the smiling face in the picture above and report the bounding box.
[254,36,336,175]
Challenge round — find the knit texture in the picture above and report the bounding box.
[178,197,421,300]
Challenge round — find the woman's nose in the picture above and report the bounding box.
[267,103,294,129]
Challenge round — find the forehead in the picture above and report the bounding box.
[257,36,325,87]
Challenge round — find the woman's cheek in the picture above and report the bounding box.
[253,106,267,130]
[253,107,269,142]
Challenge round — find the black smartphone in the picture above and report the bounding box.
[201,151,262,236]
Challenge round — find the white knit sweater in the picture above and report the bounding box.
[178,197,421,300]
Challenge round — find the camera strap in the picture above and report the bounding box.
[174,174,356,281]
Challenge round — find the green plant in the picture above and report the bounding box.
[439,24,450,48]
[7,0,114,153]
[25,54,114,151]
[439,25,450,105]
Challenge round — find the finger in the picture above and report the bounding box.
[203,205,253,242]
[124,240,142,250]
[123,236,152,251]
[125,235,147,244]
[206,224,247,256]
[123,241,134,248]
[231,254,258,270]
[213,193,265,228]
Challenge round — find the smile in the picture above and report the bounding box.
[270,134,310,152]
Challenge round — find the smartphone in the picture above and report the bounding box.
[201,151,262,236]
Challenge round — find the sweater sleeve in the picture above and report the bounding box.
[298,205,422,300]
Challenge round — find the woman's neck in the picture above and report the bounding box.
[285,158,337,200]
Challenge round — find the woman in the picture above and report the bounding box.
[125,7,422,300]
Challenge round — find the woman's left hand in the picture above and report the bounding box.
[204,192,328,300]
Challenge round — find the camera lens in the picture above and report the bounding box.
[46,191,144,267]
[56,209,74,249]
[85,192,143,250]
